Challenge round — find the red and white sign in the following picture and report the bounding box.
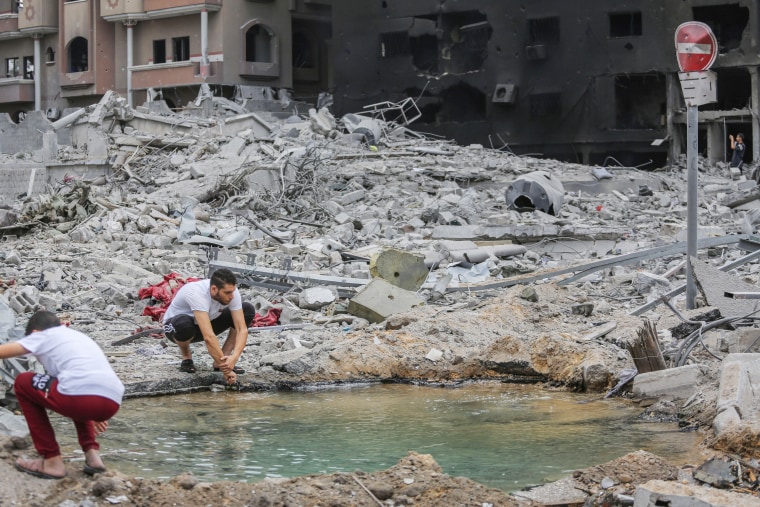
[675,21,718,72]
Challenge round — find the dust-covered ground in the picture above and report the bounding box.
[2,101,760,504]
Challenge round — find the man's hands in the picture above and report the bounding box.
[217,355,239,385]
[224,370,237,385]
[730,134,735,141]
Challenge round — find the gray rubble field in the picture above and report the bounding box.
[1,93,760,505]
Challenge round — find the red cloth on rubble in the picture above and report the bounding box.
[251,308,281,327]
[138,272,200,322]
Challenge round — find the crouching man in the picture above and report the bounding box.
[162,268,255,384]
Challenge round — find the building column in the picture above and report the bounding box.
[200,8,209,78]
[750,66,760,164]
[33,34,42,111]
[124,20,137,108]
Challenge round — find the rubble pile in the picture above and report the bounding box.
[0,90,760,506]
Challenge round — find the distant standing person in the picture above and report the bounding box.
[162,268,255,384]
[729,133,746,172]
[0,310,124,479]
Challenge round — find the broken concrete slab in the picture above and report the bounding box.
[631,364,704,401]
[713,353,760,438]
[369,248,428,291]
[633,479,760,507]
[690,257,760,317]
[347,278,423,323]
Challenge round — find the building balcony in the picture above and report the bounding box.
[0,14,21,38]
[131,60,221,89]
[99,0,144,20]
[239,60,278,80]
[18,0,58,33]
[143,0,220,17]
[0,77,34,103]
[60,69,96,89]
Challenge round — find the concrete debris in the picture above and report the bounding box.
[1,87,760,502]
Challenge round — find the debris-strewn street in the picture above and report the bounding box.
[1,93,760,506]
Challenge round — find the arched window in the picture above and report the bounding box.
[46,47,55,63]
[67,37,88,72]
[245,24,273,63]
[239,20,279,79]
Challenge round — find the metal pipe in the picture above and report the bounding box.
[686,105,698,309]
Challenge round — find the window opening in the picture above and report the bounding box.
[153,40,166,64]
[693,4,749,52]
[68,37,88,72]
[609,12,642,37]
[614,74,665,129]
[380,31,410,57]
[46,47,55,63]
[5,57,19,77]
[23,56,33,79]
[245,24,273,62]
[172,36,189,62]
[292,31,314,68]
[528,17,560,44]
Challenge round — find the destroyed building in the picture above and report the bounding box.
[331,0,758,169]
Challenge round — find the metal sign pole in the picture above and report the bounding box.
[686,104,698,309]
[675,21,718,310]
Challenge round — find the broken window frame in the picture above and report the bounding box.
[609,12,642,38]
[153,39,166,64]
[380,31,411,58]
[172,36,190,62]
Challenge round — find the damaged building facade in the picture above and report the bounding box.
[0,0,331,117]
[0,0,758,170]
[331,0,760,169]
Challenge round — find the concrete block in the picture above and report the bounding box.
[337,189,365,206]
[348,278,423,324]
[633,479,760,507]
[715,354,760,434]
[369,248,428,291]
[298,287,337,310]
[0,407,30,437]
[334,212,352,225]
[690,257,760,317]
[221,136,246,159]
[632,364,703,400]
[87,128,109,159]
[279,243,302,256]
[733,329,760,353]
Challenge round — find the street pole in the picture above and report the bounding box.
[686,104,698,309]
[675,21,718,310]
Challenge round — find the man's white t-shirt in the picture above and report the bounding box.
[18,325,125,404]
[163,279,242,322]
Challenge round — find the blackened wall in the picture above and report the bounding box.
[331,0,759,167]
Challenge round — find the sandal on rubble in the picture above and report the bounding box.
[179,359,196,373]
